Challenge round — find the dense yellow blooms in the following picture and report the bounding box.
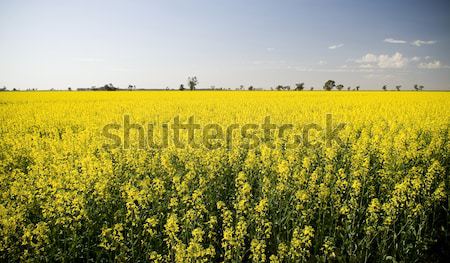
[0,91,449,262]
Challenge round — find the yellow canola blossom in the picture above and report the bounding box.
[0,91,449,262]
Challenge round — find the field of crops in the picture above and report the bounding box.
[0,91,449,262]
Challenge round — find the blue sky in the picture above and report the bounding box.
[0,0,449,90]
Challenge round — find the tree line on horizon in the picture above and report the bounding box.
[0,78,427,92]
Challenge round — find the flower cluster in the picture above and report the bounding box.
[0,91,449,262]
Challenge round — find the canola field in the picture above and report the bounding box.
[0,91,449,262]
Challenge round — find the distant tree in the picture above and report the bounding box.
[310,87,314,91]
[413,84,424,91]
[275,85,291,91]
[395,85,401,91]
[0,86,7,91]
[295,83,305,91]
[179,84,185,91]
[128,85,136,90]
[323,80,335,91]
[68,87,72,91]
[97,83,118,91]
[188,76,198,90]
[382,85,387,91]
[109,84,117,91]
[347,87,351,91]
[210,85,216,90]
[336,84,344,91]
[356,86,360,91]
[248,86,254,91]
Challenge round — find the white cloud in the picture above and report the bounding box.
[359,53,378,63]
[356,52,408,69]
[411,40,436,47]
[328,43,344,50]
[384,38,437,47]
[411,56,421,62]
[318,60,327,65]
[418,60,443,69]
[266,47,275,52]
[378,53,408,68]
[384,38,406,44]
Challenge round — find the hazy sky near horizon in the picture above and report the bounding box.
[1,0,449,90]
